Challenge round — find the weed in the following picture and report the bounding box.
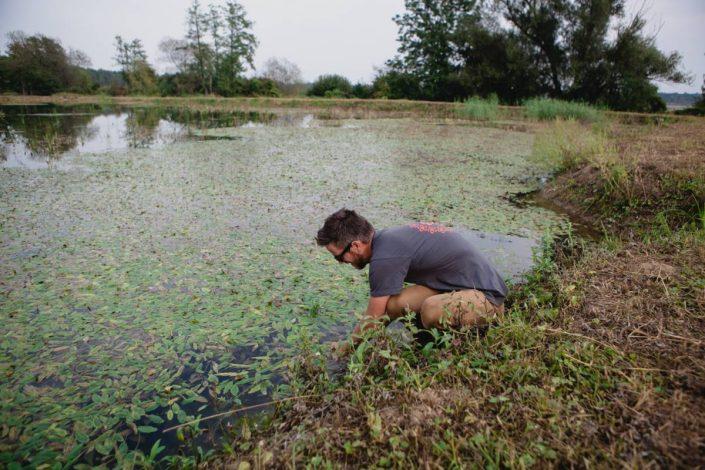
[531,119,617,173]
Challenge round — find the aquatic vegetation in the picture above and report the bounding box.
[457,95,500,121]
[0,109,569,465]
[523,98,604,123]
[213,117,705,469]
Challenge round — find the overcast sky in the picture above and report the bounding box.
[1,0,703,93]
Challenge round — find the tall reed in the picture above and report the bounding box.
[524,98,604,123]
[457,95,500,121]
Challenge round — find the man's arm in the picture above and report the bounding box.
[350,295,390,344]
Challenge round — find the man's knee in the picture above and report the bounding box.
[386,294,417,319]
[386,294,403,317]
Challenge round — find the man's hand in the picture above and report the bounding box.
[331,296,390,359]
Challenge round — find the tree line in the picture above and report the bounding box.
[0,0,295,97]
[0,0,699,112]
[374,0,691,111]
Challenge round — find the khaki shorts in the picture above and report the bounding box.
[387,284,504,329]
[422,289,504,328]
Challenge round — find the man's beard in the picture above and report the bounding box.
[352,258,368,270]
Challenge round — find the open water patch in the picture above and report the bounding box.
[0,105,308,169]
[504,189,600,240]
[457,228,539,281]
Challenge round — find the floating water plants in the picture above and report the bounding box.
[0,108,570,466]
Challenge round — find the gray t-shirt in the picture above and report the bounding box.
[369,223,508,305]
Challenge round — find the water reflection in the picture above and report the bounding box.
[0,105,280,169]
[0,107,97,168]
[459,229,539,281]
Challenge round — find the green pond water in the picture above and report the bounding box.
[0,105,568,465]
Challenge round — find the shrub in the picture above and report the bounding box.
[371,70,422,100]
[323,88,347,98]
[524,98,604,123]
[241,78,281,97]
[457,95,499,121]
[351,82,374,99]
[307,74,352,98]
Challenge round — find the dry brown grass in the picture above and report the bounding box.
[560,241,705,386]
[543,119,705,232]
[537,117,705,466]
[553,233,705,464]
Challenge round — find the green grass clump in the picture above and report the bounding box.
[524,98,604,123]
[531,119,616,172]
[457,95,500,121]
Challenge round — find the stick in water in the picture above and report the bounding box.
[162,394,314,433]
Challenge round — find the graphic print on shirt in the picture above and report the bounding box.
[408,222,451,234]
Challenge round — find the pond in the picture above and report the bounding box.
[0,105,569,465]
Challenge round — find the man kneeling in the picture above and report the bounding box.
[316,209,507,351]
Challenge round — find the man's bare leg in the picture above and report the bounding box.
[385,285,441,320]
[419,289,503,329]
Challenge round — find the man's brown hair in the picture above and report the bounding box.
[316,208,374,247]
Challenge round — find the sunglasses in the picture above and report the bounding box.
[334,241,353,263]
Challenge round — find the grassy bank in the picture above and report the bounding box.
[523,98,605,123]
[0,94,689,125]
[206,118,705,467]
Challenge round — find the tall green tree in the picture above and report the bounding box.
[453,14,540,104]
[494,0,687,110]
[186,0,213,93]
[113,36,157,94]
[564,0,622,101]
[389,0,478,100]
[493,0,569,96]
[217,0,257,95]
[600,13,687,111]
[114,36,147,71]
[2,31,88,95]
[208,3,224,92]
[182,0,256,95]
[389,0,688,110]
